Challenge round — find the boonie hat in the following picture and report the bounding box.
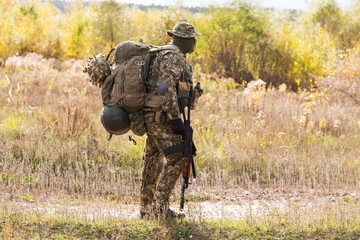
[167,22,201,38]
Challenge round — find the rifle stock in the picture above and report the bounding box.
[182,157,190,178]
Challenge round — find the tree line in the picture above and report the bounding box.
[1,0,360,89]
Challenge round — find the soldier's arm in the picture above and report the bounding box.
[157,52,185,120]
[184,63,202,110]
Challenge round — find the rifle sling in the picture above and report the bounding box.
[162,141,197,157]
[163,143,184,157]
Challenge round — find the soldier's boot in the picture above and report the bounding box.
[166,208,185,220]
[140,212,156,220]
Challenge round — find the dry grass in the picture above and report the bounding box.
[0,53,360,202]
[1,53,360,239]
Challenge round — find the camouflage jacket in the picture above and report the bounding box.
[149,44,187,120]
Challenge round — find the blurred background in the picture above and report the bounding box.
[1,0,360,89]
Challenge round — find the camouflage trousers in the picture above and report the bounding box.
[140,118,183,216]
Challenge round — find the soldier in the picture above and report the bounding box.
[140,22,202,219]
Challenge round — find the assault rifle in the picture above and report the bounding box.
[163,82,201,212]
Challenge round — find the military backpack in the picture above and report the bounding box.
[84,40,176,138]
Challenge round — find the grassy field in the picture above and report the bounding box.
[1,53,360,239]
[2,197,360,239]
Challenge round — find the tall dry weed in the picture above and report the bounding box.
[0,54,360,200]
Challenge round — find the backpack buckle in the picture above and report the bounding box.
[135,60,145,66]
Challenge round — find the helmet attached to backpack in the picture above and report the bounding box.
[101,105,130,139]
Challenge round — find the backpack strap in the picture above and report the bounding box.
[144,89,163,108]
[101,66,123,105]
[142,52,152,83]
[142,45,178,82]
[106,48,115,61]
[142,45,180,109]
[147,45,177,53]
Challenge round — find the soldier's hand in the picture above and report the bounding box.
[194,82,203,96]
[171,118,185,135]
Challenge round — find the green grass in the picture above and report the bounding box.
[1,212,360,240]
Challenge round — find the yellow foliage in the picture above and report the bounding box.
[319,118,327,130]
[0,0,358,90]
[63,4,91,58]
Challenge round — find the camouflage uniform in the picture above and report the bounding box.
[140,22,201,217]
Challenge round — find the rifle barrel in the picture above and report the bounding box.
[180,180,186,211]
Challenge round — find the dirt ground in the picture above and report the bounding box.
[2,187,359,221]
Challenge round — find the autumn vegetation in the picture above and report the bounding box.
[1,0,360,86]
[1,0,360,239]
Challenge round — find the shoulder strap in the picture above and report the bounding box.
[147,45,177,53]
[142,45,179,83]
[106,48,115,61]
[142,52,152,83]
[101,64,124,105]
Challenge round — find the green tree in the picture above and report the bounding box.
[152,7,193,45]
[337,1,360,49]
[196,1,269,82]
[92,0,125,49]
[307,0,342,39]
[306,0,360,49]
